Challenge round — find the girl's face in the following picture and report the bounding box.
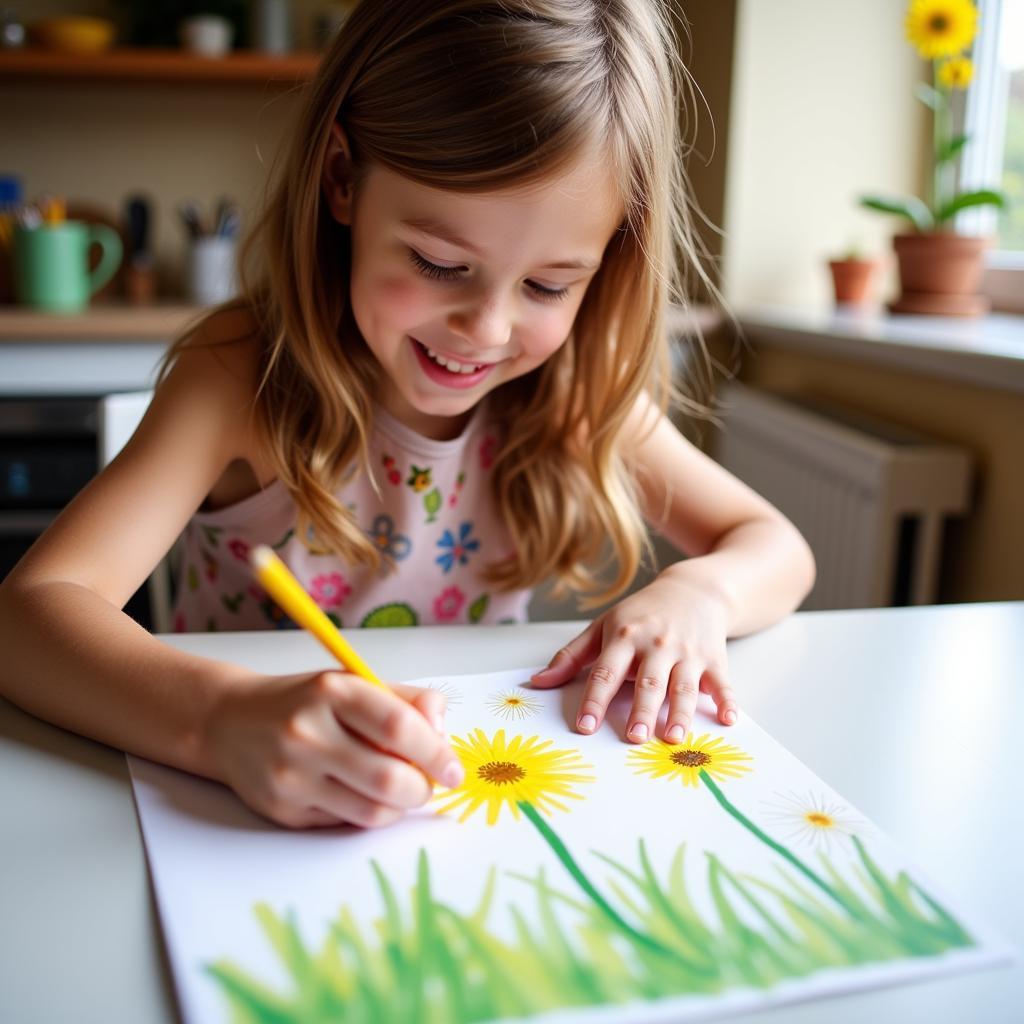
[343,150,624,439]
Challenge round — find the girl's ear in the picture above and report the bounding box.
[322,121,356,225]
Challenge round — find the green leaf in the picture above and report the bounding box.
[468,592,490,623]
[935,189,1009,223]
[915,82,944,111]
[859,194,934,231]
[936,134,969,165]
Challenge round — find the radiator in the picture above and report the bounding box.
[712,384,973,610]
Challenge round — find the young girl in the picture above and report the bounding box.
[0,0,814,829]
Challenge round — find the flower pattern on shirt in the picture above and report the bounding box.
[434,585,466,621]
[436,521,479,573]
[310,572,351,609]
[368,514,412,561]
[228,538,250,562]
[479,435,497,470]
[407,465,432,492]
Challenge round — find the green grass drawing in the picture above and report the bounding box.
[206,729,974,1023]
[207,835,972,1023]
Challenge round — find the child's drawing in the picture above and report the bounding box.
[128,669,1009,1024]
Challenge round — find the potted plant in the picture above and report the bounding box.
[828,244,879,306]
[859,0,1007,316]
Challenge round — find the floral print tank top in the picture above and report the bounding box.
[171,404,531,632]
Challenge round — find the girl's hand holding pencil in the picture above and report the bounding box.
[200,547,464,830]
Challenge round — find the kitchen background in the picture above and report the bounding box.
[1,0,1021,628]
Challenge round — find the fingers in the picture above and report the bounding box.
[663,661,702,743]
[574,637,634,735]
[530,621,601,689]
[391,682,447,733]
[323,674,464,790]
[625,654,675,743]
[270,774,406,831]
[700,669,738,726]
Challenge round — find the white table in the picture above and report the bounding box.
[1,604,1021,1023]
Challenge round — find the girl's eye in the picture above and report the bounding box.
[526,281,570,303]
[408,248,570,302]
[408,249,462,281]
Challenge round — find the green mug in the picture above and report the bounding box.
[14,221,123,313]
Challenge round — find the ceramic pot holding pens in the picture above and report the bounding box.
[181,198,240,307]
[186,236,237,306]
[13,220,122,312]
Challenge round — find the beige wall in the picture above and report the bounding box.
[2,80,302,296]
[0,1,342,299]
[721,0,928,309]
[728,340,1024,603]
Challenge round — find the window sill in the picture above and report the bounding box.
[737,304,1024,395]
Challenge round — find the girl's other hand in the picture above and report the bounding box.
[530,572,737,744]
[204,672,465,829]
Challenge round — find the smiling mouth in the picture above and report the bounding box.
[416,340,489,375]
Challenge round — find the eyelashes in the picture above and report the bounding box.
[406,249,569,302]
[407,248,461,281]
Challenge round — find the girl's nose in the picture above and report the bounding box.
[447,292,512,351]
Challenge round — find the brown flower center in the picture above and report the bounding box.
[478,760,525,785]
[929,14,949,32]
[671,749,712,768]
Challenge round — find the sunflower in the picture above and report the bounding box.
[434,729,594,825]
[937,55,974,88]
[761,791,865,853]
[905,0,978,60]
[627,732,752,788]
[487,689,542,720]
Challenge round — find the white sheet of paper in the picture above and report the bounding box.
[129,667,1012,1024]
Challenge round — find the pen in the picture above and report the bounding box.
[250,545,388,690]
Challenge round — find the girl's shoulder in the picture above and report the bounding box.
[156,305,271,472]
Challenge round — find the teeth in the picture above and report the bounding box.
[426,347,483,374]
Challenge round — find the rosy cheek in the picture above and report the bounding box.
[373,275,436,322]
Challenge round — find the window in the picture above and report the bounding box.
[960,0,1023,265]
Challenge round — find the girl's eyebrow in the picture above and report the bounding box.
[399,217,600,271]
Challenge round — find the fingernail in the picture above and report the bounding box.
[531,667,555,680]
[431,713,445,734]
[724,710,736,724]
[628,722,648,741]
[440,761,464,788]
[578,713,597,733]
[666,725,684,743]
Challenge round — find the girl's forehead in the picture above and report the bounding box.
[361,155,625,257]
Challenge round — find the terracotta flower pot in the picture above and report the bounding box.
[828,259,877,306]
[889,232,990,316]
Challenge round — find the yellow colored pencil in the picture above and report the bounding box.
[250,545,388,690]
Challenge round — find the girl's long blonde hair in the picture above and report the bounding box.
[164,0,711,606]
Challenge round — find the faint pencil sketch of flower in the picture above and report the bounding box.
[761,790,866,852]
[425,680,463,707]
[488,689,542,721]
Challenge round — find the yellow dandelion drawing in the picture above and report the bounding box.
[487,689,542,720]
[761,791,865,853]
[434,729,594,826]
[937,55,974,88]
[905,0,978,60]
[627,732,753,788]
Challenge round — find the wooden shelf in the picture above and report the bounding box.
[0,303,204,342]
[0,47,321,86]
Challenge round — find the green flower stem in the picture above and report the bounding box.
[518,800,673,957]
[698,771,862,919]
